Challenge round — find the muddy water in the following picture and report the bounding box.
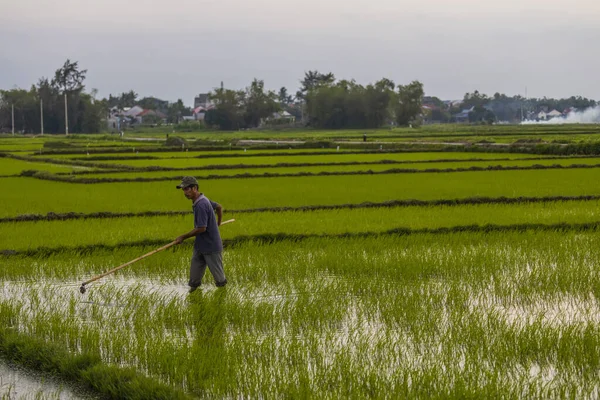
[0,363,95,399]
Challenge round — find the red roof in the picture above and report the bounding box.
[136,109,152,116]
[136,109,167,118]
[193,105,215,114]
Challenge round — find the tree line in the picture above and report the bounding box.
[423,91,598,124]
[0,60,104,134]
[204,71,425,130]
[0,60,426,133]
[1,59,597,133]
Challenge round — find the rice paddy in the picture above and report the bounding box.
[1,127,600,398]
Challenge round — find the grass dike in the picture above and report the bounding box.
[0,327,191,399]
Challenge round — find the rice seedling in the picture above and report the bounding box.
[64,155,600,181]
[0,157,84,176]
[2,130,600,398]
[1,231,600,398]
[81,151,540,169]
[3,199,600,252]
[2,167,600,217]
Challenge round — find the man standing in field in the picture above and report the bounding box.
[174,176,227,292]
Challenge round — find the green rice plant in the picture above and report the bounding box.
[106,124,600,140]
[0,157,85,176]
[3,167,600,217]
[87,151,540,169]
[3,200,600,252]
[45,148,353,160]
[1,231,600,397]
[67,156,600,181]
[0,326,190,399]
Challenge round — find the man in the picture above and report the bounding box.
[175,176,227,292]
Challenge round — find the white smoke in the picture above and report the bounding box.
[522,106,600,125]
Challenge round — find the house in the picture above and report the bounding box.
[107,107,123,131]
[454,107,474,123]
[194,93,214,109]
[443,100,463,108]
[263,111,296,125]
[135,109,167,124]
[546,109,562,119]
[191,105,215,121]
[123,106,144,117]
[537,111,547,120]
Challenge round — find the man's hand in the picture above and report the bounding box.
[176,228,204,244]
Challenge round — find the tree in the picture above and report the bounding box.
[278,87,293,104]
[37,78,61,133]
[0,88,38,133]
[205,88,245,130]
[167,99,190,124]
[137,97,169,111]
[243,79,280,128]
[303,77,396,129]
[364,78,396,127]
[49,59,90,133]
[78,92,105,132]
[468,106,496,124]
[296,70,335,100]
[462,90,490,109]
[305,84,349,129]
[51,59,87,94]
[107,90,138,109]
[395,81,424,126]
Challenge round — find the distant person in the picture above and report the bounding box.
[175,176,226,292]
[363,133,367,142]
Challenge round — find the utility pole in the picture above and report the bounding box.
[11,104,15,135]
[521,103,524,122]
[525,86,528,120]
[40,98,44,135]
[64,93,69,135]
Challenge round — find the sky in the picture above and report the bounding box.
[1,0,599,106]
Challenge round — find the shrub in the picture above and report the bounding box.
[165,136,187,147]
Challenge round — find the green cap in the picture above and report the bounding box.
[176,176,198,189]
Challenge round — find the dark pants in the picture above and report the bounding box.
[189,250,227,287]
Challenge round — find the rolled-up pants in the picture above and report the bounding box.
[189,250,227,287]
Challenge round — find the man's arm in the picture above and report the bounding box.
[210,201,223,226]
[175,227,206,244]
[215,204,222,226]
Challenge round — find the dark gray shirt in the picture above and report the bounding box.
[192,194,223,254]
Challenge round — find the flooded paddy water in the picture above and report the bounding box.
[0,362,95,399]
[2,231,600,397]
[2,227,600,397]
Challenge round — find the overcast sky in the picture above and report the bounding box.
[1,0,599,106]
